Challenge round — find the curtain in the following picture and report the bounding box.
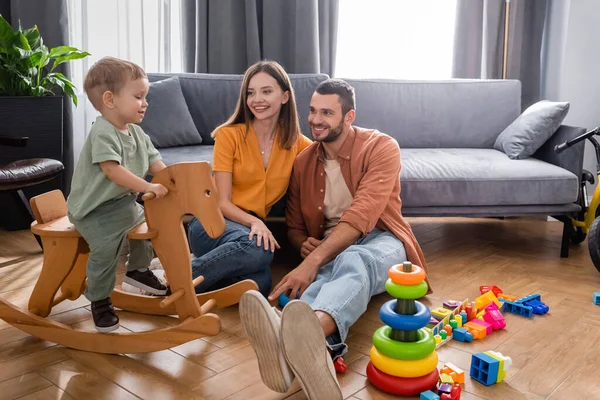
[182,0,338,75]
[2,0,74,192]
[67,0,182,168]
[452,0,548,109]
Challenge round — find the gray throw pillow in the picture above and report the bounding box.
[494,100,570,159]
[139,76,202,148]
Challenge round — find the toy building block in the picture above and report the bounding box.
[497,293,517,302]
[463,321,487,339]
[523,299,549,315]
[443,300,462,310]
[469,319,493,335]
[440,363,465,384]
[470,352,500,386]
[475,291,502,311]
[515,294,541,304]
[452,327,473,342]
[454,314,463,327]
[484,351,512,383]
[483,302,506,330]
[428,316,440,328]
[432,307,453,320]
[502,301,533,317]
[439,373,454,384]
[594,292,600,305]
[420,390,440,400]
[480,285,503,296]
[438,383,453,395]
[440,384,462,400]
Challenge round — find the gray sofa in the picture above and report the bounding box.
[144,73,585,257]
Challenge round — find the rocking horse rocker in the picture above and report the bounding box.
[0,162,258,354]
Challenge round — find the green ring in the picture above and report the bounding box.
[372,326,436,360]
[385,279,428,299]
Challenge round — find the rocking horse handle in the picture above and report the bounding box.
[142,192,156,201]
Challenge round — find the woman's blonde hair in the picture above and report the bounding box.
[212,60,301,150]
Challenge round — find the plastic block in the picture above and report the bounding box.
[470,352,500,386]
[502,301,533,318]
[483,351,512,383]
[483,303,506,330]
[464,322,487,339]
[440,363,465,384]
[432,307,453,320]
[594,292,600,305]
[451,327,473,342]
[438,383,453,394]
[443,300,462,310]
[469,319,493,335]
[450,384,462,399]
[420,390,440,400]
[439,373,454,384]
[459,311,468,324]
[475,291,502,311]
[515,294,541,304]
[498,293,517,302]
[480,285,503,296]
[440,330,448,340]
[450,320,458,329]
[455,314,463,327]
[278,293,290,308]
[435,334,442,344]
[486,350,513,371]
[522,299,549,315]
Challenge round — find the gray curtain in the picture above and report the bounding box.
[452,0,548,109]
[2,0,74,193]
[182,0,338,75]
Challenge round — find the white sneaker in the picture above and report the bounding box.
[239,290,294,393]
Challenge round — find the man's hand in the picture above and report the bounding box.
[301,237,322,259]
[268,260,319,301]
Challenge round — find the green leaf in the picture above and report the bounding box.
[49,46,79,57]
[0,14,13,44]
[23,26,41,50]
[15,32,31,51]
[52,50,90,70]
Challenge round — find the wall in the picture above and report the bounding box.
[542,0,600,189]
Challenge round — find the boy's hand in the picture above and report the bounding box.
[145,183,168,199]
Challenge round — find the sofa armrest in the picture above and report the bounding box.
[533,125,586,181]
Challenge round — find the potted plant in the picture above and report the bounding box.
[0,14,90,229]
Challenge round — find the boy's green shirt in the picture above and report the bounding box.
[67,116,162,220]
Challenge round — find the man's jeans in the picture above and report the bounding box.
[187,217,273,297]
[300,229,407,358]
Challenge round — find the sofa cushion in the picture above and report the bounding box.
[139,76,202,148]
[343,79,521,148]
[400,148,578,207]
[494,100,570,159]
[158,145,214,166]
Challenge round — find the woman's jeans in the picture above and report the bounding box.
[300,229,407,358]
[187,217,273,297]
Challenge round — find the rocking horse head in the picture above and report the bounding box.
[142,162,226,238]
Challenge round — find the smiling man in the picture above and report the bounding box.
[239,79,430,399]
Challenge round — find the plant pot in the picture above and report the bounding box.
[0,96,64,230]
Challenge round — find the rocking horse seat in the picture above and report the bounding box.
[31,215,156,240]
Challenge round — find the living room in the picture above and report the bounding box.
[1,0,599,399]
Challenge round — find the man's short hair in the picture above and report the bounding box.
[84,56,147,110]
[315,79,356,116]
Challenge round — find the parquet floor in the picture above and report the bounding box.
[1,217,599,400]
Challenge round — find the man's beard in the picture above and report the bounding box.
[312,120,344,143]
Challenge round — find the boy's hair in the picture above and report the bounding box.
[84,56,147,110]
[315,79,356,116]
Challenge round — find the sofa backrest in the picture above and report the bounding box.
[148,72,329,145]
[342,79,522,148]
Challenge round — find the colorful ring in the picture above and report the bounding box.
[379,300,431,331]
[372,326,435,360]
[366,362,439,396]
[370,346,438,378]
[385,279,428,299]
[388,263,426,286]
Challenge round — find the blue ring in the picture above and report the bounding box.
[379,300,431,331]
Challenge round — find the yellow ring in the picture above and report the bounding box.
[369,346,438,378]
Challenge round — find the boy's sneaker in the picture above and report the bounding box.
[91,297,119,333]
[123,269,169,296]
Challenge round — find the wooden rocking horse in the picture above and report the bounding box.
[0,162,258,354]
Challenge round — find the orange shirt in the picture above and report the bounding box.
[213,123,313,219]
[285,126,430,291]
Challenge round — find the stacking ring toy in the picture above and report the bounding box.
[379,300,430,331]
[366,362,439,396]
[388,263,426,286]
[372,326,435,360]
[385,279,428,299]
[369,346,438,377]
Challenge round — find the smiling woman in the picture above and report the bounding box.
[335,0,457,80]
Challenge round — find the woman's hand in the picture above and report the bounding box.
[249,219,280,252]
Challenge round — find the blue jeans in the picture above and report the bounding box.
[300,229,407,358]
[187,217,273,297]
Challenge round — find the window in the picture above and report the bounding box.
[335,0,457,80]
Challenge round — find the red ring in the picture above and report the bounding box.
[366,362,439,396]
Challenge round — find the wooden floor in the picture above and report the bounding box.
[1,217,600,400]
